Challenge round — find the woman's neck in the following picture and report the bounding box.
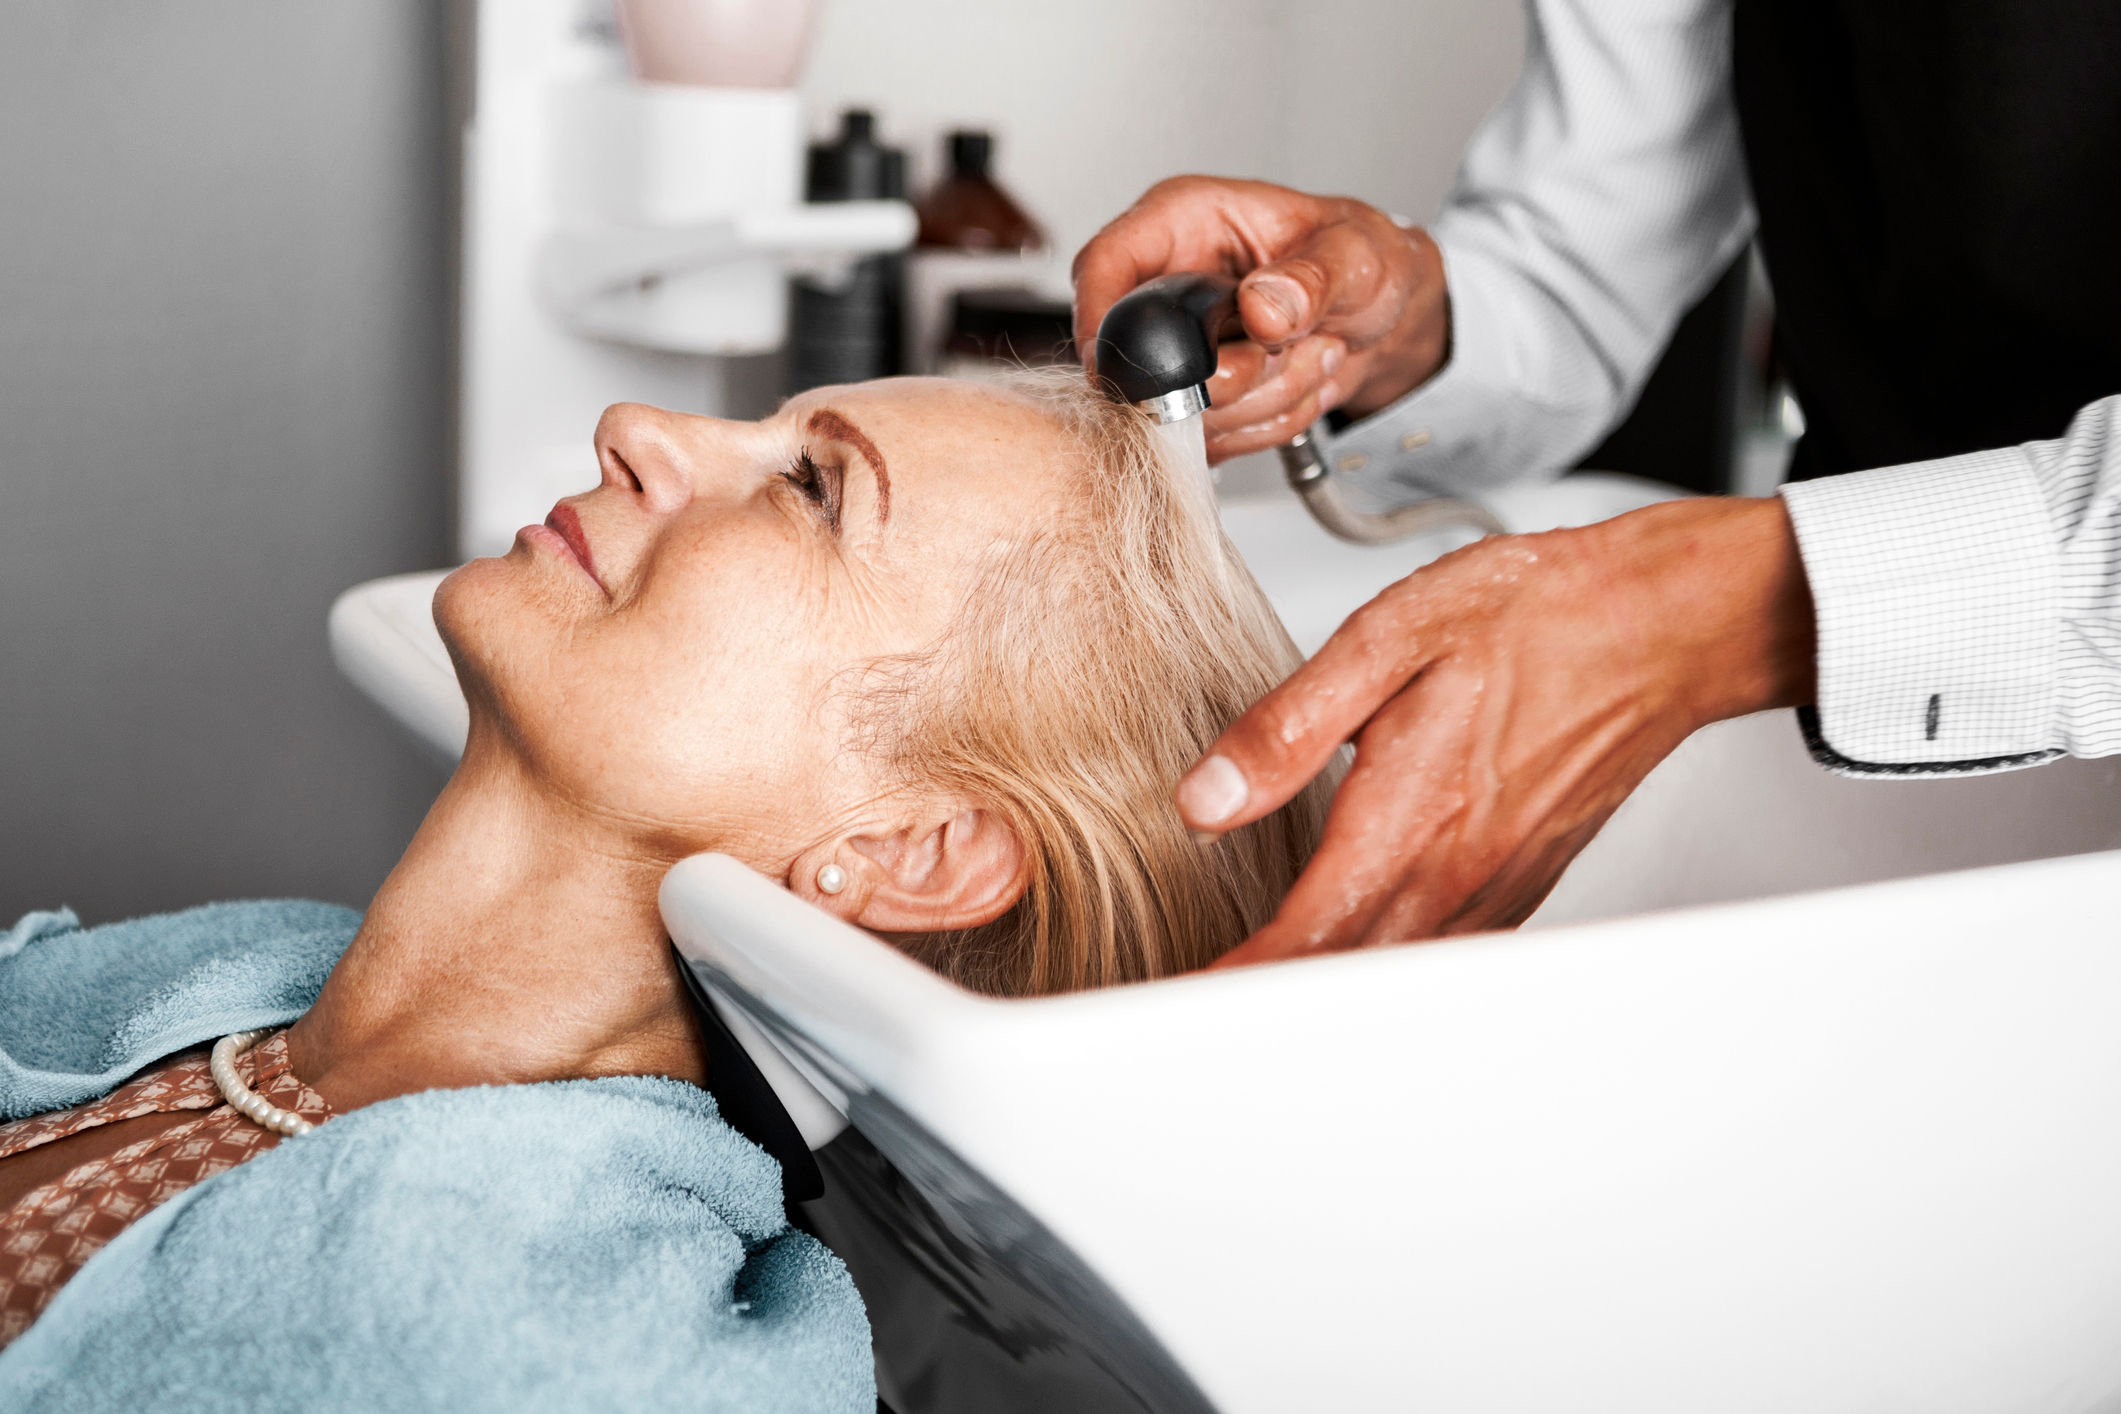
[286,737,708,1113]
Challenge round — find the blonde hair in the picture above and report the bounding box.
[877,371,1339,997]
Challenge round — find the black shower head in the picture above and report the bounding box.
[1091,272,1240,413]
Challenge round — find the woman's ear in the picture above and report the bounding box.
[794,805,1028,932]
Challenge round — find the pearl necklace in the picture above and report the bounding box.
[210,1029,316,1137]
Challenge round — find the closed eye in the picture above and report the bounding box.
[781,449,843,533]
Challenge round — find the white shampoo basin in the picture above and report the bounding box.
[665,848,2121,1413]
[670,852,2121,1414]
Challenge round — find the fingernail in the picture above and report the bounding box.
[1189,828,1223,847]
[1176,754,1248,826]
[1248,274,1304,333]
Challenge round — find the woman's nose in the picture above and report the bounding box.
[592,403,700,513]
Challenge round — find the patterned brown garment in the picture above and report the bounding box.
[0,1030,332,1348]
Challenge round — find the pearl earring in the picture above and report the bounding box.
[815,863,848,896]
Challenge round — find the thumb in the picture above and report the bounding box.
[1237,262,1324,350]
[1237,218,1373,348]
[1241,216,1411,352]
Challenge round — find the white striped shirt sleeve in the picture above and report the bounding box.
[1319,0,1754,499]
[1780,394,2121,775]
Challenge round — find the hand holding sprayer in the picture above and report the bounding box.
[1088,262,1501,544]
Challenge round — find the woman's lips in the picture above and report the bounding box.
[534,503,604,593]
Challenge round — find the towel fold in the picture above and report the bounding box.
[0,902,873,1412]
[1,899,357,1121]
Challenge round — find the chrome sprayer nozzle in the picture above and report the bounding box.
[1140,385,1210,425]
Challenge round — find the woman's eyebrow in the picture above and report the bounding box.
[805,408,891,524]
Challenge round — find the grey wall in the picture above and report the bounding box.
[0,3,454,923]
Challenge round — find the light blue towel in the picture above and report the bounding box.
[0,899,356,1121]
[0,902,873,1412]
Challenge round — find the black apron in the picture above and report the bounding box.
[1732,0,2121,481]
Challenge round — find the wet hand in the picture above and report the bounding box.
[1072,176,1450,464]
[1175,498,1817,964]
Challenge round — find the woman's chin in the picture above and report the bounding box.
[430,555,602,775]
[430,556,519,688]
[432,557,487,639]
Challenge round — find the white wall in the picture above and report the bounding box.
[800,0,1525,265]
[1274,0,1527,221]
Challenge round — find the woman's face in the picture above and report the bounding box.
[436,377,1079,869]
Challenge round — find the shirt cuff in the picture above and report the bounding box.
[1780,449,2065,775]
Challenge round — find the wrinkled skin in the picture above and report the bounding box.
[1071,176,1449,463]
[1175,497,1818,965]
[439,376,1072,895]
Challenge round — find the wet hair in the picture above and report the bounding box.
[874,370,1339,997]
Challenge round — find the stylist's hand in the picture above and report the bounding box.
[1179,498,1819,964]
[1072,176,1449,463]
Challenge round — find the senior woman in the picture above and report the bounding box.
[0,374,1334,1410]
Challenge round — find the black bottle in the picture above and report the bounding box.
[788,110,906,392]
